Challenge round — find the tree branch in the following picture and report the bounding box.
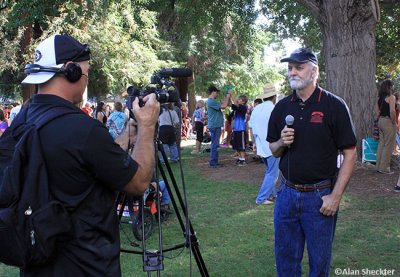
[379,0,400,5]
[296,0,321,20]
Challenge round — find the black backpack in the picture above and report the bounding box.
[0,106,79,268]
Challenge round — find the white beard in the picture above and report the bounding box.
[289,73,313,90]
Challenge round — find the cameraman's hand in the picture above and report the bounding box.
[131,94,160,128]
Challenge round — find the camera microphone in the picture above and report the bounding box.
[158,68,193,78]
[285,115,294,128]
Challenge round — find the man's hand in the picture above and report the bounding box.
[320,193,341,216]
[280,125,294,147]
[131,94,160,128]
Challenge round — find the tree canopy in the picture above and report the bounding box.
[0,0,282,102]
[260,0,400,83]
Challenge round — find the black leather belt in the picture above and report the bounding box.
[282,177,332,192]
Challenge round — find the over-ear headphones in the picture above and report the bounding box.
[24,63,83,83]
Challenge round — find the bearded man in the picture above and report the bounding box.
[267,48,357,277]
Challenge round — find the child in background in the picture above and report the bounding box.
[230,93,248,166]
[191,100,206,154]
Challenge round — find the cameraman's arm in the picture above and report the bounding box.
[122,94,160,195]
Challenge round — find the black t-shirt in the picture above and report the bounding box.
[378,97,390,117]
[267,86,357,184]
[22,94,138,277]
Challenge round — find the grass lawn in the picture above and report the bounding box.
[1,145,399,276]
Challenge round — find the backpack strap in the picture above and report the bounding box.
[32,107,83,130]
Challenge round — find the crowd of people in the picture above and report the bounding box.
[0,102,22,136]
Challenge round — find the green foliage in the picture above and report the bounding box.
[376,3,400,81]
[0,0,283,101]
[260,0,400,84]
[147,0,282,97]
[260,0,322,49]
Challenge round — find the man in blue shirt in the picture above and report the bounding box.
[206,85,231,167]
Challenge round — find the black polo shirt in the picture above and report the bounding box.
[22,94,138,277]
[267,86,357,184]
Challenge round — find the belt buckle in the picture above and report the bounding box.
[294,184,304,190]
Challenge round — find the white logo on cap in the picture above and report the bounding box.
[34,50,42,62]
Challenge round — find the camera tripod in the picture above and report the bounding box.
[116,141,209,276]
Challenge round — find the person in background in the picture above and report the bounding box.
[0,109,8,136]
[206,85,232,168]
[2,105,10,121]
[8,102,21,125]
[106,104,112,117]
[158,103,180,163]
[81,102,93,117]
[173,102,182,149]
[181,102,189,141]
[96,101,107,125]
[253,98,263,107]
[249,86,279,204]
[268,48,357,277]
[106,101,128,140]
[375,79,396,174]
[230,93,248,166]
[191,100,206,154]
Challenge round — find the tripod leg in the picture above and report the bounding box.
[116,192,128,220]
[157,145,209,277]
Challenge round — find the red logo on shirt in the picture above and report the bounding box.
[310,111,324,123]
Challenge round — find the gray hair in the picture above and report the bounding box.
[308,61,319,82]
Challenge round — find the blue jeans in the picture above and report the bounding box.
[209,127,221,166]
[274,180,337,277]
[158,180,170,205]
[256,156,279,202]
[160,143,179,163]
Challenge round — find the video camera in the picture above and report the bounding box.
[126,68,192,110]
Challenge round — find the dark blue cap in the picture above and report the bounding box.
[280,48,318,65]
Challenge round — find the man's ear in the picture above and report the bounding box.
[311,65,318,79]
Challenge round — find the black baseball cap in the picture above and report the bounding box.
[208,85,220,94]
[280,48,318,65]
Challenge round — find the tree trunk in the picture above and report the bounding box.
[299,0,380,152]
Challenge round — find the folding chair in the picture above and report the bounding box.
[362,137,378,163]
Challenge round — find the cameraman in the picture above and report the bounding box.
[19,34,160,276]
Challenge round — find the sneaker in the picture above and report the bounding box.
[256,200,274,205]
[237,160,247,166]
[394,186,400,192]
[267,197,276,202]
[235,159,241,165]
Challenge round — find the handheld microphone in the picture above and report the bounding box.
[158,68,193,78]
[285,115,294,128]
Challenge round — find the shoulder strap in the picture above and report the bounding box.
[32,107,82,130]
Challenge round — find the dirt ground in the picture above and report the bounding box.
[192,147,399,200]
